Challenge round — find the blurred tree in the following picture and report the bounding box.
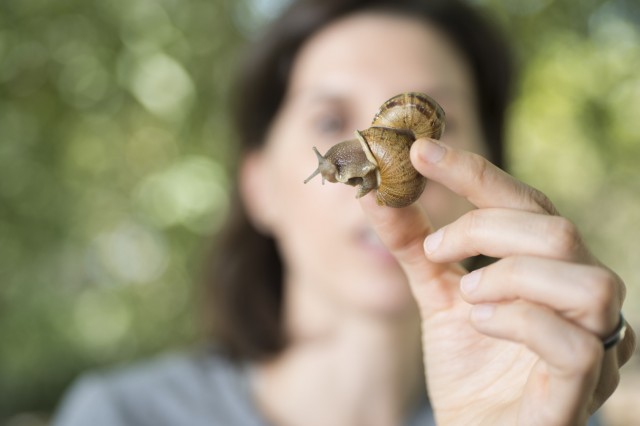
[0,0,638,423]
[0,0,243,421]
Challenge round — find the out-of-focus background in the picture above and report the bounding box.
[0,0,638,424]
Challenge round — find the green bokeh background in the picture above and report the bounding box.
[1,0,639,424]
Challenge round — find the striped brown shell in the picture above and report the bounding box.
[359,92,445,207]
[304,92,445,208]
[371,92,445,140]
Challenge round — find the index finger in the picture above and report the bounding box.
[410,139,559,215]
[359,195,465,314]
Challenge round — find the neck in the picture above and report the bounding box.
[253,274,424,426]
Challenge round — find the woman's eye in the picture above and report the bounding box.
[313,113,346,136]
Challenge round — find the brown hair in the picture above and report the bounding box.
[206,0,515,361]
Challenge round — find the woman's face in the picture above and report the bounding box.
[242,12,487,325]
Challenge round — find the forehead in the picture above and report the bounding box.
[288,11,475,106]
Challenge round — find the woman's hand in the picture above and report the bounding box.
[360,138,636,425]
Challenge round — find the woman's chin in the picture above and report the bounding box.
[340,272,416,318]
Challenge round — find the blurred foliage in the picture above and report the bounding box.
[0,0,243,421]
[0,0,638,424]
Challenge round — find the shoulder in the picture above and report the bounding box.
[53,345,266,426]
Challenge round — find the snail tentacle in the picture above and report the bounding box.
[303,147,331,184]
[304,92,445,207]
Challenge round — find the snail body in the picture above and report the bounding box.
[304,92,445,208]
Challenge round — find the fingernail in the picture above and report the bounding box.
[424,228,444,254]
[471,304,495,321]
[460,269,482,294]
[418,139,446,164]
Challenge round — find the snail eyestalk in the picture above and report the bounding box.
[304,146,336,185]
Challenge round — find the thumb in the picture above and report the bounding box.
[359,194,465,314]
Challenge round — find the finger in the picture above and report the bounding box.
[359,195,465,313]
[360,195,433,266]
[616,324,636,368]
[423,208,594,264]
[411,139,558,214]
[591,323,637,412]
[470,301,603,424]
[459,256,623,337]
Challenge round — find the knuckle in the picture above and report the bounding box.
[506,255,527,274]
[500,256,526,283]
[604,269,626,304]
[547,217,581,256]
[470,153,491,186]
[521,306,538,324]
[517,305,542,339]
[582,268,619,328]
[588,271,616,307]
[463,209,484,240]
[526,186,558,215]
[620,278,627,303]
[569,335,603,372]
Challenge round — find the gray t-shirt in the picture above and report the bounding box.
[52,345,435,426]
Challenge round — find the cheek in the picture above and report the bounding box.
[265,140,357,265]
[267,142,350,223]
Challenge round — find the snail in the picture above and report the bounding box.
[304,92,446,208]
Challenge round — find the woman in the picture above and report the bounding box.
[54,0,636,424]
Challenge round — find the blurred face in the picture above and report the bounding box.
[241,12,487,329]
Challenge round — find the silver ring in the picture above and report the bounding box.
[602,312,627,350]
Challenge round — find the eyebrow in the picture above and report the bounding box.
[287,88,347,108]
[287,85,472,112]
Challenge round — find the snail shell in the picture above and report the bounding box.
[304,92,445,208]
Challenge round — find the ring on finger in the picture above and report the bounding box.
[602,312,627,350]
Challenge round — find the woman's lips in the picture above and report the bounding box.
[357,228,398,264]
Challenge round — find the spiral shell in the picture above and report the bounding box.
[304,92,446,208]
[372,92,445,140]
[357,127,424,207]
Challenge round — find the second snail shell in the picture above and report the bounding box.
[304,92,446,208]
